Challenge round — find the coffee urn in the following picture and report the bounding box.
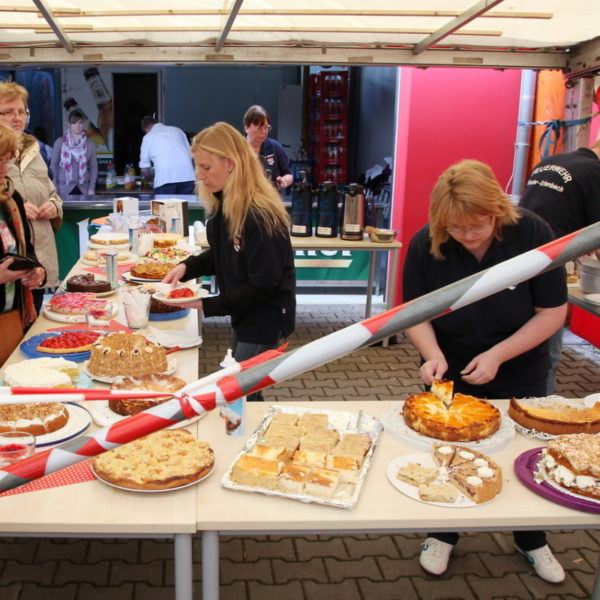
[290,179,313,237]
[341,183,365,241]
[315,182,339,238]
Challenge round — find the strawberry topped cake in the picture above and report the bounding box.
[36,330,101,354]
[49,293,110,316]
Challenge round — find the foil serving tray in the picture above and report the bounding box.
[221,405,382,509]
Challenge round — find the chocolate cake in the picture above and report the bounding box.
[66,273,112,294]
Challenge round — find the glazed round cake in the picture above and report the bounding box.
[508,396,600,435]
[402,392,501,442]
[540,434,600,500]
[87,332,168,378]
[66,273,112,294]
[109,374,186,416]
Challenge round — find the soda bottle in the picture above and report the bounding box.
[219,349,246,437]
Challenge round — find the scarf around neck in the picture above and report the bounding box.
[0,175,37,326]
[59,130,87,186]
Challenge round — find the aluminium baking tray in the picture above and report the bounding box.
[221,405,382,509]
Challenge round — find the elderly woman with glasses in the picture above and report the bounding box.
[0,81,62,314]
[402,159,567,582]
[243,105,293,190]
[0,123,46,361]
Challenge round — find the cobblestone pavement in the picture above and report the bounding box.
[1,303,599,600]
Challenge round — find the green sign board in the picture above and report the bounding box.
[294,248,369,283]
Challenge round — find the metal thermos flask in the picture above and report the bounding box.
[104,249,118,289]
[341,183,365,241]
[290,181,313,237]
[315,182,339,238]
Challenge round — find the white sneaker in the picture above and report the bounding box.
[419,537,453,575]
[516,544,565,583]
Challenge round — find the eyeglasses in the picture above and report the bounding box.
[0,109,29,119]
[0,157,15,167]
[254,123,271,131]
[446,223,493,236]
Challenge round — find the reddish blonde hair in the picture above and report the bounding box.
[429,159,520,259]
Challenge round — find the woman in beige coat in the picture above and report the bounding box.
[0,81,63,313]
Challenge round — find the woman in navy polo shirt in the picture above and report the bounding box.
[403,159,567,583]
[243,105,293,190]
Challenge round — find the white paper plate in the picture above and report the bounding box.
[88,241,130,252]
[381,401,515,453]
[584,293,600,305]
[83,356,177,383]
[91,461,215,493]
[81,254,135,267]
[34,402,93,448]
[145,328,202,349]
[88,399,206,429]
[43,302,118,324]
[152,288,208,305]
[387,453,498,508]
[121,271,163,284]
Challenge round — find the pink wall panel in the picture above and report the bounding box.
[391,67,522,304]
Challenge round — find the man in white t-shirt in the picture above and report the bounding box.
[139,116,195,194]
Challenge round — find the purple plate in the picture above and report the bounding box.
[514,448,600,514]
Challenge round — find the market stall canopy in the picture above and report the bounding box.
[0,0,599,74]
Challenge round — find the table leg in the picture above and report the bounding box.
[365,250,376,319]
[592,551,600,600]
[202,530,220,600]
[382,247,400,348]
[174,533,193,600]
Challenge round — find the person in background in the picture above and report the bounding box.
[51,109,98,198]
[162,121,296,401]
[0,122,46,362]
[403,160,567,583]
[519,138,600,394]
[243,105,293,189]
[139,115,195,194]
[0,81,62,313]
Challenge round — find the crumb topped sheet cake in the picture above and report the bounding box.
[92,429,214,490]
